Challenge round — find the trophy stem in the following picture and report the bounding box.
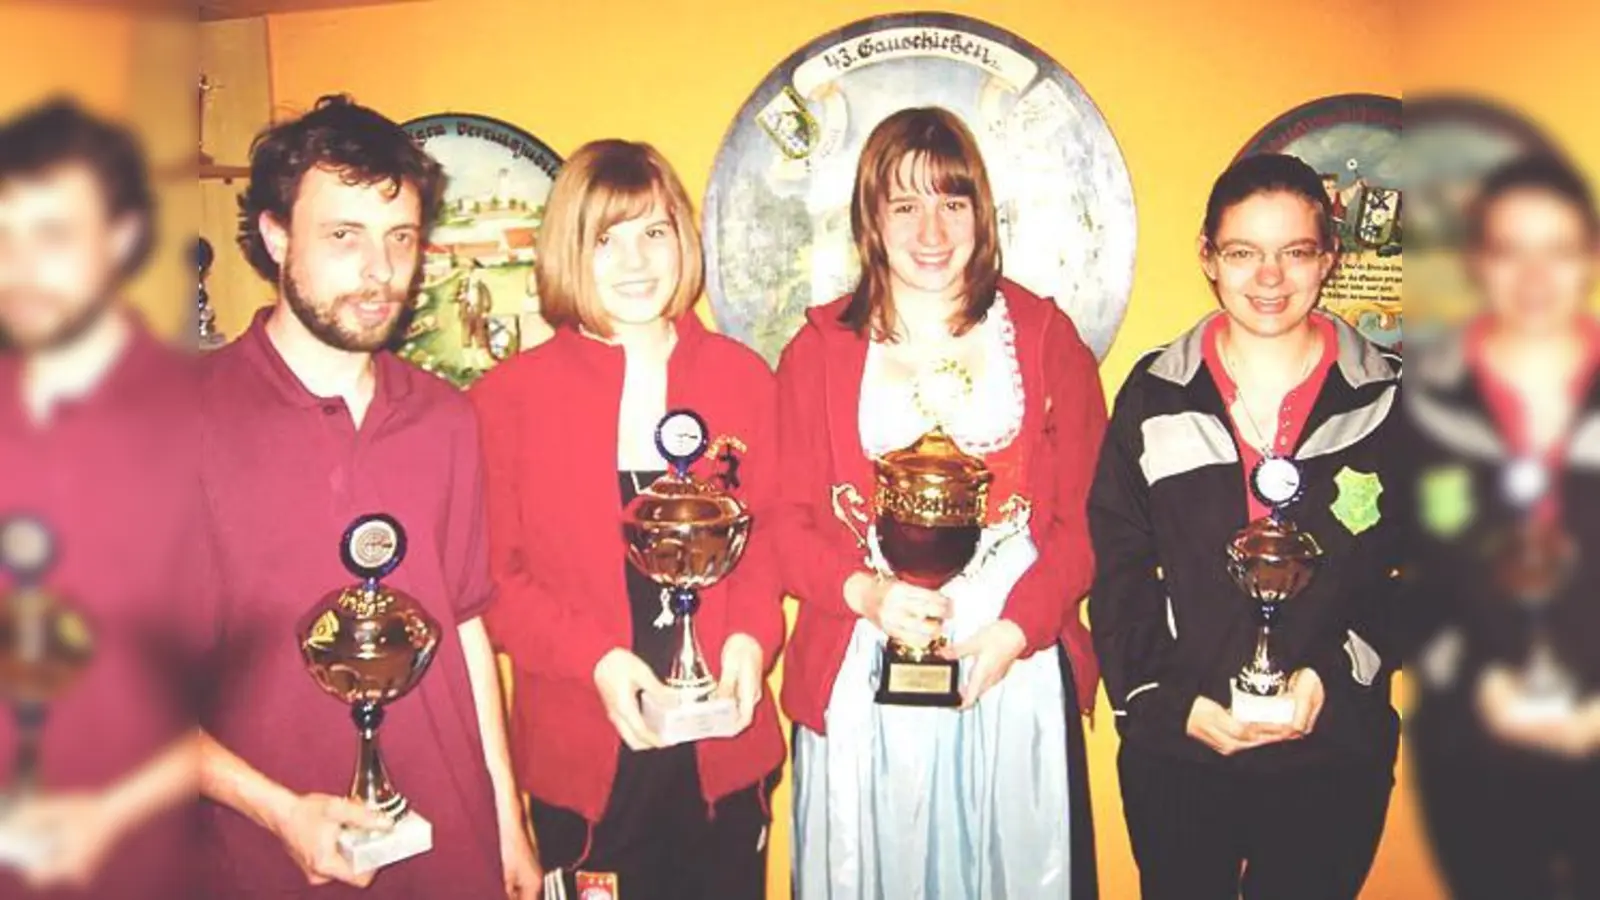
[1251,624,1274,678]
[666,589,715,700]
[1,701,44,806]
[349,701,407,821]
[1524,630,1570,695]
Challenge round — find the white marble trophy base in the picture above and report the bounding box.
[338,810,432,874]
[642,693,742,746]
[0,816,49,869]
[1231,685,1296,725]
[1505,688,1577,726]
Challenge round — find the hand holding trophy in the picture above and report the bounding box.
[0,516,93,868]
[1227,457,1323,725]
[296,513,439,874]
[621,409,753,746]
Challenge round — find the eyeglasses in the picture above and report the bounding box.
[1211,244,1328,270]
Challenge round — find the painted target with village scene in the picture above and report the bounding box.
[1403,94,1561,343]
[1237,94,1402,349]
[702,12,1137,367]
[397,113,561,388]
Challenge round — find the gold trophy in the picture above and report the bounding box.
[1227,458,1323,724]
[297,513,440,873]
[1489,458,1578,722]
[0,516,93,867]
[833,429,1025,706]
[622,410,752,745]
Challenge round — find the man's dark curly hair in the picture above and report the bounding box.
[0,96,155,281]
[236,94,446,282]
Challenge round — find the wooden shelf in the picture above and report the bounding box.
[157,159,251,183]
[200,0,428,21]
[200,163,252,182]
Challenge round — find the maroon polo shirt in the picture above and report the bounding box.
[196,308,502,898]
[0,317,201,899]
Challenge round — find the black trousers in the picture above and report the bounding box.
[530,742,776,900]
[1415,750,1600,900]
[1117,745,1392,900]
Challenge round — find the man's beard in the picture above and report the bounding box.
[280,255,412,354]
[0,287,116,353]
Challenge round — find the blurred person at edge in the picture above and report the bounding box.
[1404,155,1600,900]
[0,99,201,898]
[193,95,540,899]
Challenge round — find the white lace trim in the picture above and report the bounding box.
[858,293,1026,457]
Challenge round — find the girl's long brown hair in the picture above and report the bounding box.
[839,107,1001,341]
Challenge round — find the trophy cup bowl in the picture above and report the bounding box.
[834,429,993,707]
[0,516,92,868]
[296,514,440,874]
[1487,517,1579,723]
[1226,516,1323,724]
[622,467,752,746]
[619,409,755,745]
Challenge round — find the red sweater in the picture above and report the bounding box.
[468,314,786,823]
[774,280,1109,732]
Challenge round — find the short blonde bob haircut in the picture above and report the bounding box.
[536,139,703,338]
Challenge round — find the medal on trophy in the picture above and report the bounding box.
[1227,457,1324,724]
[1488,456,1578,723]
[297,514,440,873]
[0,516,93,867]
[621,410,753,745]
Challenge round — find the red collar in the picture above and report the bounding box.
[545,307,714,362]
[237,305,415,410]
[1466,313,1600,460]
[1202,313,1339,520]
[1203,312,1338,417]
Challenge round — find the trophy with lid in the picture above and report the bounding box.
[832,361,1028,707]
[1227,457,1324,724]
[0,515,93,867]
[1488,458,1579,722]
[193,237,226,351]
[622,410,753,745]
[297,513,440,873]
[833,429,1018,706]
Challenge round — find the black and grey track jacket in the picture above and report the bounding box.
[1089,310,1406,772]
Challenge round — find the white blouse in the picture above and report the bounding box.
[857,293,1026,458]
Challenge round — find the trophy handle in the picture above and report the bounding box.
[996,494,1032,527]
[830,483,871,551]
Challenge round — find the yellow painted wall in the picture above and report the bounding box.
[261,0,1431,896]
[1408,0,1599,183]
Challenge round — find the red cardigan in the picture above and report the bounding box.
[773,280,1108,732]
[468,314,786,823]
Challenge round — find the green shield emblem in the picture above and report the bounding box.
[1420,464,1474,539]
[1331,467,1384,535]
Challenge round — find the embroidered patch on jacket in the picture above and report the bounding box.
[1331,466,1383,535]
[1420,464,1474,539]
